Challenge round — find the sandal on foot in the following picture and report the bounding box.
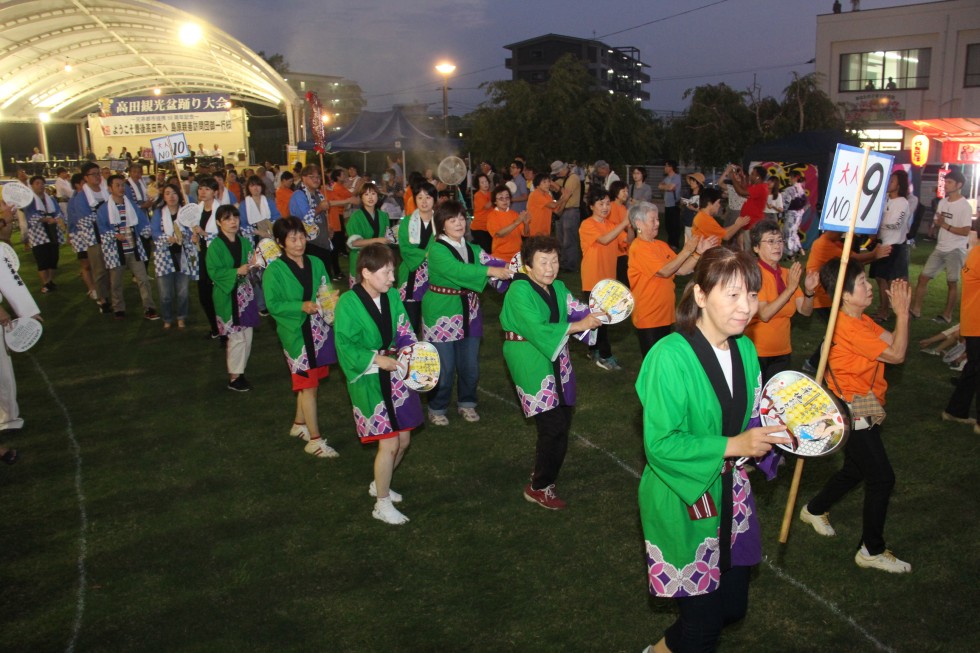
[428,411,449,426]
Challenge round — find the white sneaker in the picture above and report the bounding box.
[304,438,339,458]
[87,289,98,300]
[800,506,836,536]
[289,423,311,441]
[372,497,409,525]
[369,480,402,503]
[855,545,911,573]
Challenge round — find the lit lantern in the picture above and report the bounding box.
[910,134,930,167]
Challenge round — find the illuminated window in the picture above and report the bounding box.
[838,49,931,91]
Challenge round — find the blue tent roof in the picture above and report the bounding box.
[319,107,457,152]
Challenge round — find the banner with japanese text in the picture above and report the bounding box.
[96,112,233,137]
[98,93,230,116]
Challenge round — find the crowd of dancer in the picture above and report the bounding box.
[1,154,976,653]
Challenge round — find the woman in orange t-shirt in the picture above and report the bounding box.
[744,220,817,382]
[487,185,527,264]
[580,187,631,370]
[470,173,494,253]
[627,201,714,357]
[801,257,912,574]
[691,186,748,247]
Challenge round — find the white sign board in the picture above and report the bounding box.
[150,133,191,163]
[819,144,893,235]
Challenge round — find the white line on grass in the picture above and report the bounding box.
[30,355,88,653]
[477,385,895,653]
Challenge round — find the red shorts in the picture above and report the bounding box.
[291,365,329,391]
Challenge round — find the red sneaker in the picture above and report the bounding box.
[523,484,567,510]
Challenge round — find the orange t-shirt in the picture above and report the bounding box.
[527,189,554,237]
[326,184,352,232]
[807,233,845,309]
[228,182,242,203]
[275,186,292,219]
[745,263,802,357]
[826,312,889,405]
[580,217,627,292]
[404,188,416,217]
[692,210,726,242]
[628,238,678,329]
[960,244,980,337]
[471,190,492,231]
[488,208,523,262]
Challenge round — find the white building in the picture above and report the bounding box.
[815,0,980,156]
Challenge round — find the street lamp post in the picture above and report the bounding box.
[435,62,455,138]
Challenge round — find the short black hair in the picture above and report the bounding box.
[820,257,864,298]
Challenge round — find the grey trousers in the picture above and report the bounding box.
[109,252,155,312]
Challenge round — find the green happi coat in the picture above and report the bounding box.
[335,287,423,441]
[345,208,390,278]
[636,332,764,598]
[207,233,259,334]
[499,276,595,418]
[421,238,495,342]
[263,255,337,373]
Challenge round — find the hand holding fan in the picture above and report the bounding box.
[758,370,850,457]
[589,279,634,325]
[395,342,441,392]
[2,183,34,209]
[4,317,42,352]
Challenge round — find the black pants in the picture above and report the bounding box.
[589,325,612,359]
[807,424,895,555]
[946,335,979,419]
[305,242,334,277]
[664,566,750,653]
[531,406,573,490]
[637,325,672,359]
[806,307,832,369]
[664,206,682,250]
[758,354,792,384]
[616,255,630,288]
[197,256,218,336]
[329,231,347,277]
[404,300,422,335]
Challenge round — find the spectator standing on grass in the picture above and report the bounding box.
[95,175,158,321]
[780,170,808,258]
[628,166,653,207]
[679,172,705,245]
[637,247,788,653]
[580,187,630,371]
[422,200,512,427]
[800,258,912,574]
[207,205,259,392]
[264,216,340,459]
[658,160,682,250]
[718,163,747,229]
[509,160,529,213]
[336,243,425,524]
[500,236,602,511]
[942,230,980,432]
[731,166,770,251]
[909,169,972,324]
[628,202,715,358]
[870,170,910,323]
[551,160,582,273]
[744,220,817,383]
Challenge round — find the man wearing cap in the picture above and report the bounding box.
[910,169,973,324]
[658,160,682,250]
[551,161,582,272]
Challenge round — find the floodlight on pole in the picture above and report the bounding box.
[435,62,455,138]
[179,23,203,46]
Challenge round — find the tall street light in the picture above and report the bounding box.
[435,62,455,138]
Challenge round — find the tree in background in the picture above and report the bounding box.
[466,55,659,168]
[258,51,289,75]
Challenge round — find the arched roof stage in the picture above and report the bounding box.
[0,0,299,123]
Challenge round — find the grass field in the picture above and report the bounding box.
[1,236,977,653]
